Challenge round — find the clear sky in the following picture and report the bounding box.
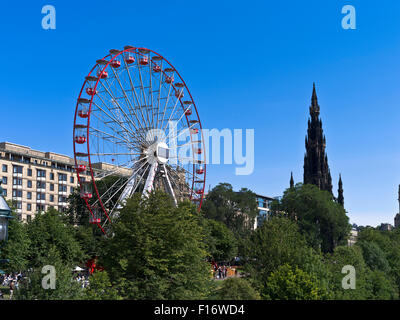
[0,0,399,227]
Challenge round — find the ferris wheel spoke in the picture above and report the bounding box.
[158,83,173,132]
[108,65,150,138]
[89,125,135,147]
[94,157,149,208]
[169,164,198,178]
[161,89,184,134]
[106,161,151,221]
[155,60,163,134]
[148,59,155,131]
[89,152,142,156]
[90,101,145,147]
[122,59,152,131]
[163,164,177,206]
[97,78,147,141]
[94,159,139,180]
[164,122,198,145]
[135,55,152,129]
[91,100,145,144]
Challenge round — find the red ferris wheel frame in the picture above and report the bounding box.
[73,46,206,234]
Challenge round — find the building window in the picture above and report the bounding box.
[70,176,74,184]
[2,164,7,172]
[2,177,7,185]
[37,169,46,178]
[37,204,45,212]
[27,192,32,200]
[27,204,32,211]
[12,189,22,198]
[37,193,46,201]
[50,195,54,202]
[13,178,22,186]
[27,180,32,188]
[70,187,74,193]
[58,173,67,182]
[27,215,32,222]
[27,168,32,176]
[13,165,23,174]
[2,189,7,197]
[37,181,46,189]
[58,196,67,203]
[50,183,54,191]
[50,172,54,180]
[16,202,22,209]
[59,185,67,192]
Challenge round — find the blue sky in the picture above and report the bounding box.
[0,0,399,226]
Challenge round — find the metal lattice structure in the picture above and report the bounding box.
[73,46,206,234]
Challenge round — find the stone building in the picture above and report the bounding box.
[0,142,92,221]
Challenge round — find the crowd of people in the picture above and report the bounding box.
[0,273,23,300]
[73,274,89,289]
[211,262,238,280]
[0,269,90,299]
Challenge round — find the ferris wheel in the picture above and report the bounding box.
[73,46,206,234]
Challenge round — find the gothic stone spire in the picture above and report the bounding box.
[303,83,333,194]
[338,174,344,206]
[290,172,294,188]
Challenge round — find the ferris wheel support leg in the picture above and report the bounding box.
[116,173,138,210]
[163,164,178,206]
[143,162,158,198]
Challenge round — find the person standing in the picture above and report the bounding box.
[9,281,15,300]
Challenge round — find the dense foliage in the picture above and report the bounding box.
[2,183,400,300]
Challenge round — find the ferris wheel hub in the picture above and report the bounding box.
[145,141,169,165]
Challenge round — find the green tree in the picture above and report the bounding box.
[26,207,85,269]
[263,264,328,300]
[243,216,330,296]
[244,216,308,281]
[83,270,121,300]
[212,278,261,300]
[364,269,399,300]
[356,240,390,273]
[326,245,370,299]
[102,192,213,299]
[202,218,237,262]
[273,183,350,253]
[0,212,30,272]
[202,183,258,238]
[15,246,83,300]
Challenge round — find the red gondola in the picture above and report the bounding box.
[75,136,86,144]
[86,87,97,96]
[165,75,174,84]
[125,55,135,64]
[175,91,184,98]
[76,165,86,173]
[97,69,108,79]
[139,57,148,65]
[111,60,121,68]
[78,108,89,118]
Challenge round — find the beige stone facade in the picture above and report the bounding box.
[0,142,91,222]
